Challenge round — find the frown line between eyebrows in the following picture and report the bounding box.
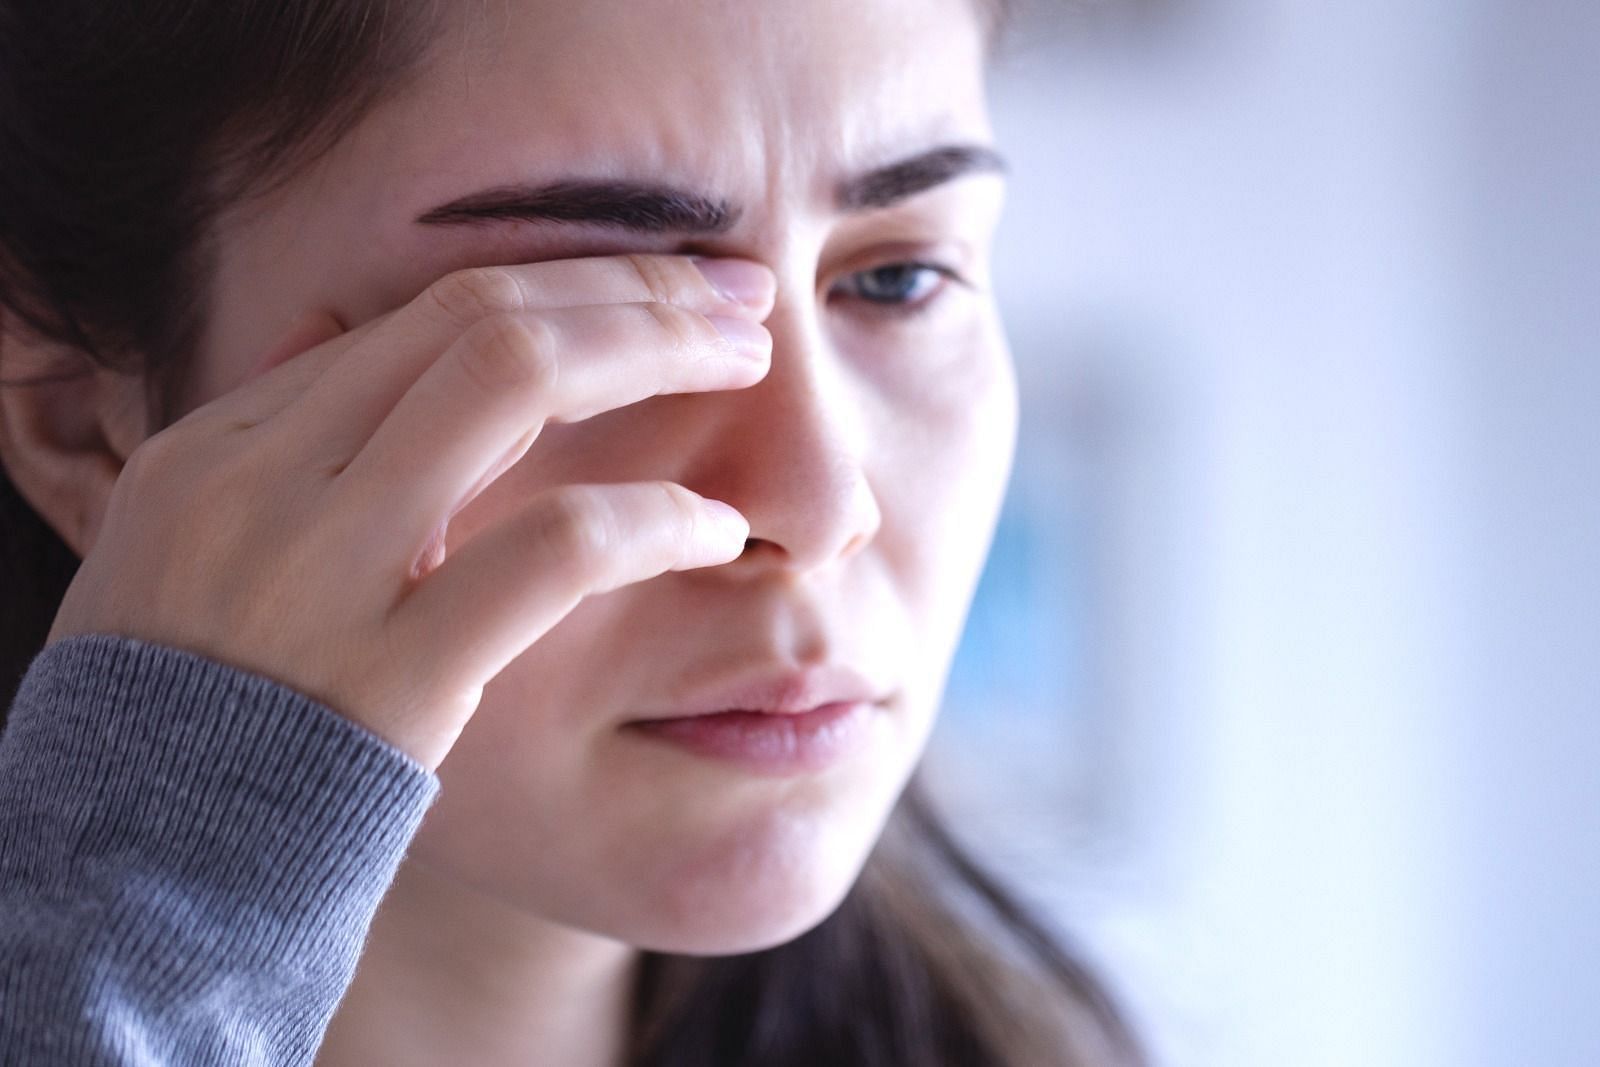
[412,142,1009,237]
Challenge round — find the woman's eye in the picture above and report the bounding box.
[829,262,964,314]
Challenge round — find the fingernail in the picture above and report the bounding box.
[684,506,747,568]
[693,257,773,308]
[700,498,748,537]
[707,315,770,356]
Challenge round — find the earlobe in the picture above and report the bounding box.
[0,324,146,559]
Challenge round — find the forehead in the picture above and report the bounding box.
[356,0,993,221]
[204,0,999,343]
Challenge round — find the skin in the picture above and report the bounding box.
[0,0,1015,1063]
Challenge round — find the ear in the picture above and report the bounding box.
[0,316,149,560]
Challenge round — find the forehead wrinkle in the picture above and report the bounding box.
[382,0,991,266]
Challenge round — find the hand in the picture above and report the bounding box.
[47,254,775,771]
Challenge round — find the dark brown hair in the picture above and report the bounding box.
[0,1,1145,1062]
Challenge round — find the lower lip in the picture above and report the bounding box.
[625,701,874,775]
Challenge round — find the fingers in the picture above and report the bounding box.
[249,308,351,381]
[387,481,749,685]
[188,254,771,438]
[278,255,775,460]
[336,298,771,564]
[171,309,368,433]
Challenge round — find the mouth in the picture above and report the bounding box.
[622,663,893,776]
[640,663,889,718]
[623,700,879,776]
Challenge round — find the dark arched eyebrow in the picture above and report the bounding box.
[835,143,1007,211]
[413,143,1007,233]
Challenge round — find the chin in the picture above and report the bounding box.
[614,803,887,957]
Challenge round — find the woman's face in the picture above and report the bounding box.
[195,0,1014,954]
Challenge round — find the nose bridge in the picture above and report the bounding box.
[686,293,882,577]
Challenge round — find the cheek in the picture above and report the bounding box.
[861,301,1018,460]
[869,314,1019,600]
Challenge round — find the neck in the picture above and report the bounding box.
[316,858,640,1067]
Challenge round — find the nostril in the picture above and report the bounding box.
[736,537,782,560]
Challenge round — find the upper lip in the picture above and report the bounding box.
[633,664,891,720]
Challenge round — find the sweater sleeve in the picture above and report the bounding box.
[0,633,441,1065]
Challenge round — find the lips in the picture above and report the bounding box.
[632,663,890,721]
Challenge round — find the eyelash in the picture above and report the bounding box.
[827,261,969,317]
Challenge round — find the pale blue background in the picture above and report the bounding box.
[926,1,1600,1064]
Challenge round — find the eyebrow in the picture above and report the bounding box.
[414,143,1007,234]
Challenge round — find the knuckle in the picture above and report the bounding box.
[654,481,702,533]
[669,487,715,554]
[457,314,559,394]
[639,300,704,355]
[621,253,688,307]
[427,267,525,325]
[122,427,183,484]
[538,488,616,571]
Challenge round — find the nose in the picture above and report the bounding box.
[681,295,882,579]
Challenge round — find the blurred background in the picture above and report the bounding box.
[922,0,1600,1064]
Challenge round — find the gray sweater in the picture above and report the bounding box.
[0,633,441,1065]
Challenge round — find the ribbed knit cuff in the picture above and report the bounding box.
[0,633,440,975]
